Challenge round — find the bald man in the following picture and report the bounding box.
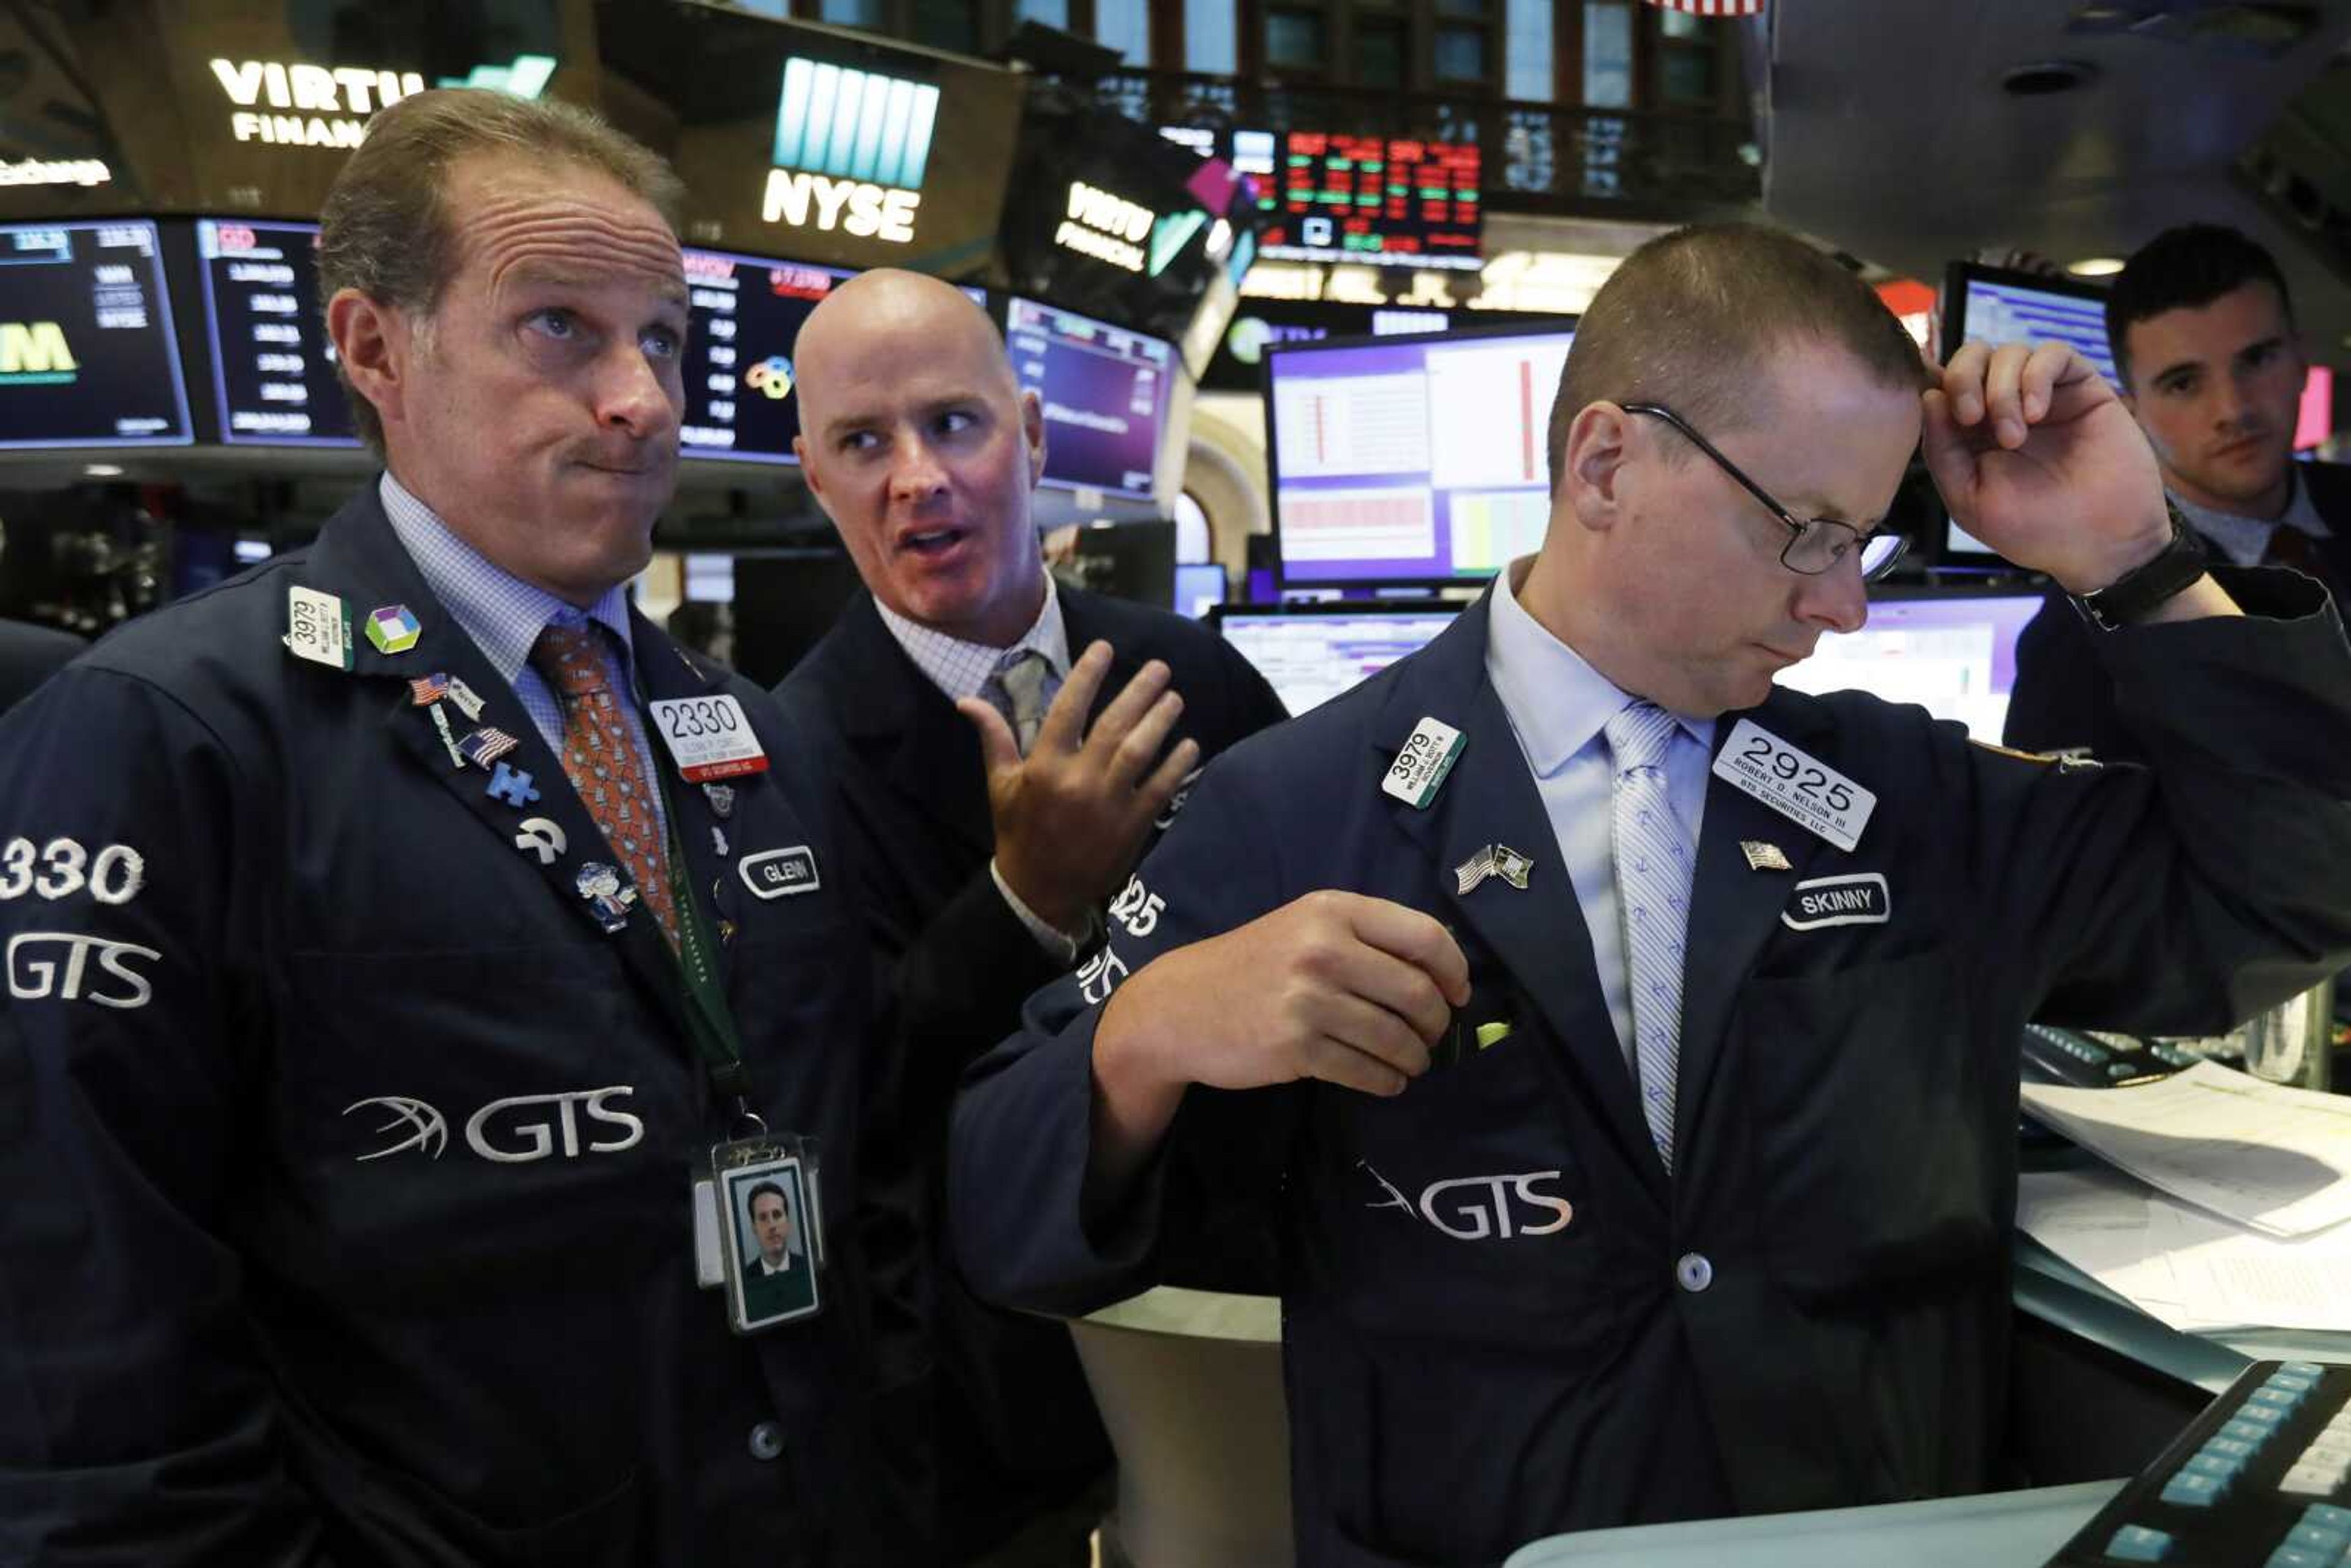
[775,271,1286,1564]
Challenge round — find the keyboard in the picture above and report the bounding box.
[2045,1360,2351,1565]
[2023,1024,2201,1089]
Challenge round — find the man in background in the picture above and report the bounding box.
[777,269,1286,1564]
[2006,222,2349,758]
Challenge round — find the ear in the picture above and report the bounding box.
[1562,402,1635,531]
[327,286,408,434]
[1020,387,1047,489]
[792,435,827,506]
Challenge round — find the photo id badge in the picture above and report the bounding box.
[711,1136,824,1334]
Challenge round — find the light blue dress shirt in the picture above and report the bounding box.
[377,472,670,849]
[2170,463,2332,568]
[1484,559,1715,1070]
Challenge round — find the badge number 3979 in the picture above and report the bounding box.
[648,697,770,784]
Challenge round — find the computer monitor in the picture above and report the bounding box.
[1175,562,1228,618]
[1771,585,2046,742]
[677,249,985,465]
[1938,264,2118,565]
[1264,322,1575,589]
[1212,602,1460,715]
[0,220,193,451]
[1005,296,1172,501]
[195,218,361,448]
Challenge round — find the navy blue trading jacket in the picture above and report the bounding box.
[0,484,910,1566]
[950,568,2351,1567]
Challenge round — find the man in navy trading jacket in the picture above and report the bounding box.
[0,91,913,1564]
[949,223,2351,1566]
[2007,222,2351,759]
[779,271,1286,1563]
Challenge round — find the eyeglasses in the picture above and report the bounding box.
[1622,402,1907,582]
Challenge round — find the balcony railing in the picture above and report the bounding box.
[1049,67,1760,211]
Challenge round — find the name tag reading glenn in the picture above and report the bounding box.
[1711,718,1875,853]
[739,846,820,900]
[648,696,770,782]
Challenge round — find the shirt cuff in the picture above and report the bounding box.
[990,858,1089,962]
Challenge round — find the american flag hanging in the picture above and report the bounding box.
[1642,0,1766,15]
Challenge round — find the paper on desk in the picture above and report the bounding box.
[2019,1060,2351,1238]
[2019,1166,2351,1334]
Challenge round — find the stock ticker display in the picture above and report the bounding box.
[0,220,192,449]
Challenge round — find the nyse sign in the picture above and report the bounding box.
[762,57,937,248]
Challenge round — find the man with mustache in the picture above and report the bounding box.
[2007,223,2350,759]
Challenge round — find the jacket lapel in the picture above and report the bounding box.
[831,595,994,861]
[1374,598,1666,1194]
[300,486,694,1037]
[1670,688,1837,1153]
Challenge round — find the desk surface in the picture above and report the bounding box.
[1504,1479,2124,1567]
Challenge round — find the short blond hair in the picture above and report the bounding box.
[317,89,685,454]
[1548,223,1932,491]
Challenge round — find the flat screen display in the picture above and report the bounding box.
[1265,324,1575,587]
[1940,264,2118,561]
[1176,561,1228,618]
[1213,604,1459,715]
[1166,126,1480,271]
[678,247,984,466]
[0,220,192,450]
[1771,589,2045,742]
[1007,296,1171,501]
[196,218,360,447]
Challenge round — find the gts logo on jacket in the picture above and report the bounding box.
[1360,1160,1574,1240]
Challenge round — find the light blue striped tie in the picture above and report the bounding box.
[1607,701,1693,1173]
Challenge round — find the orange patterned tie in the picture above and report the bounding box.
[530,621,680,948]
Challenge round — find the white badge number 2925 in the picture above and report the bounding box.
[1711,719,1876,854]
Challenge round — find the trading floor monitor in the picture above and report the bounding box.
[1212,602,1459,715]
[1264,321,1575,590]
[1772,585,2045,741]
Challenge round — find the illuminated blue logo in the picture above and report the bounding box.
[771,57,939,189]
[437,54,558,99]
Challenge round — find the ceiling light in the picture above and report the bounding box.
[2001,59,2099,96]
[83,463,124,478]
[2067,257,2127,277]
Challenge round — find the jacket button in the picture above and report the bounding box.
[748,1421,785,1461]
[1676,1252,1713,1293]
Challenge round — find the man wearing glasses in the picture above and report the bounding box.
[947,223,2351,1564]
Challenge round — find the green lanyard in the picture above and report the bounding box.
[637,693,754,1108]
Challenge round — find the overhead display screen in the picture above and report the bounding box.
[1266,323,1575,587]
[678,249,849,465]
[0,220,192,450]
[197,218,360,447]
[678,247,985,465]
[1006,296,1171,501]
[1164,125,1482,271]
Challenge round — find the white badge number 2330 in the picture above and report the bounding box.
[0,838,146,904]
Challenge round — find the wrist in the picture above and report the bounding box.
[2060,517,2176,596]
[1093,990,1186,1114]
[2068,501,2209,629]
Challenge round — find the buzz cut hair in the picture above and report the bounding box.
[1547,222,1932,493]
[317,88,686,456]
